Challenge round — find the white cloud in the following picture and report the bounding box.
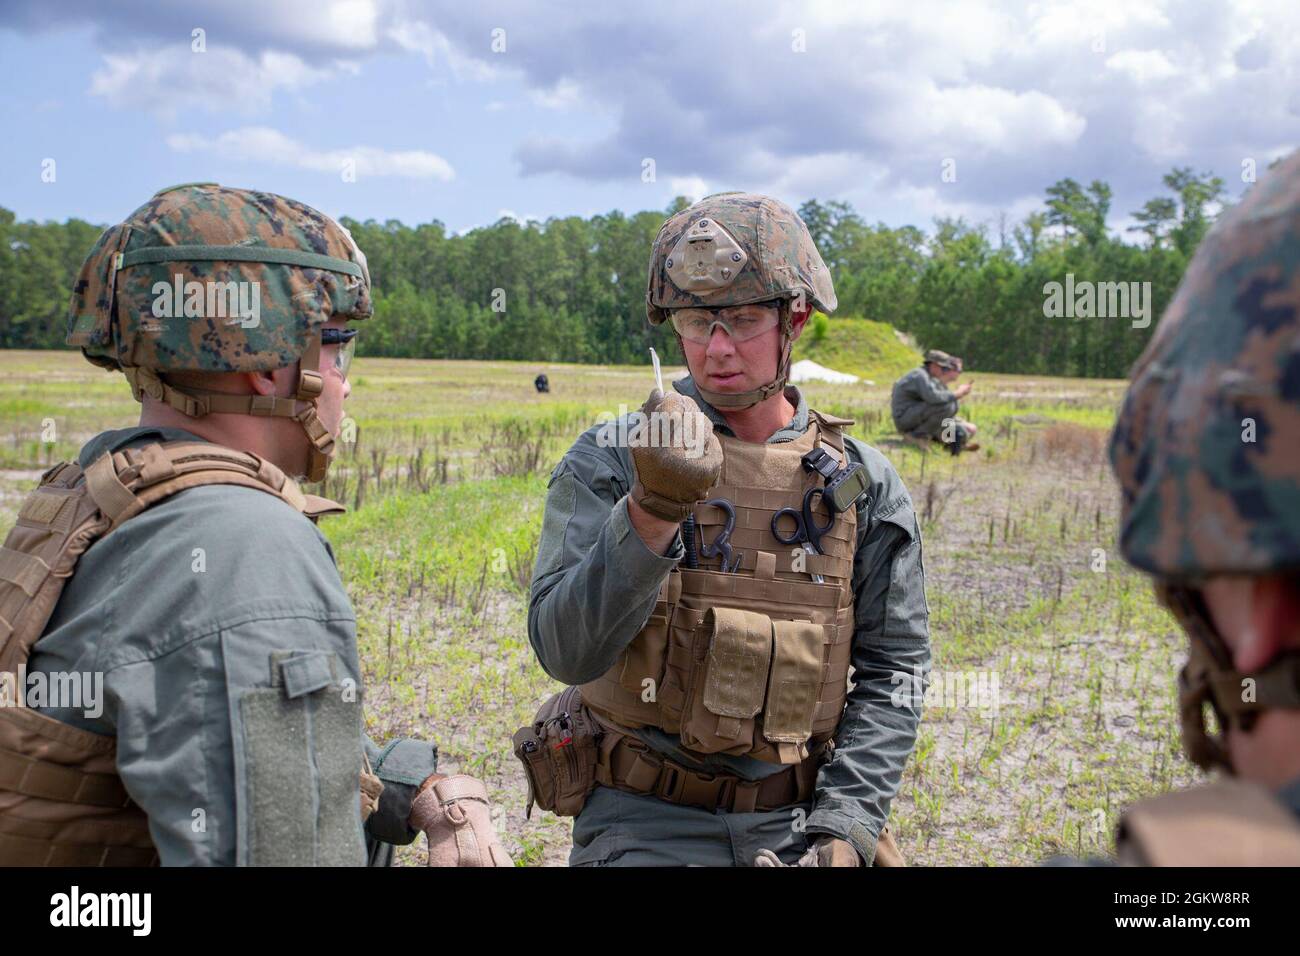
[12,0,1300,225]
[1105,49,1179,83]
[385,16,499,82]
[529,79,584,110]
[668,176,709,201]
[907,84,1087,152]
[89,46,339,118]
[166,126,455,180]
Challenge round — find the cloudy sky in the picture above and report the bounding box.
[2,0,1296,234]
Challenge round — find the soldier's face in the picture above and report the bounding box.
[316,317,352,439]
[679,304,809,395]
[1199,574,1300,786]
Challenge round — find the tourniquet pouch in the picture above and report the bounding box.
[512,685,600,817]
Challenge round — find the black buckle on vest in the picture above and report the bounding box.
[802,449,868,514]
[801,448,839,479]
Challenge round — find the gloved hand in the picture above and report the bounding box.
[629,388,722,521]
[753,827,905,868]
[408,773,514,867]
[754,836,863,868]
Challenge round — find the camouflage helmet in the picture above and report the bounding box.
[66,183,372,481]
[647,193,836,410]
[1110,154,1300,579]
[924,349,961,371]
[1109,150,1300,771]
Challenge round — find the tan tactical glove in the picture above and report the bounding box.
[408,773,514,867]
[629,388,722,521]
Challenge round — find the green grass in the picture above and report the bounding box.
[791,315,918,383]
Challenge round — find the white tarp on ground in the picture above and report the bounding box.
[789,359,860,384]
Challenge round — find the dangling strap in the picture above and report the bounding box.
[810,408,854,464]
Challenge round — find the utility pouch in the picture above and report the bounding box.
[680,607,773,755]
[761,620,825,760]
[512,685,601,818]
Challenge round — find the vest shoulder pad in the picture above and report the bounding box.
[811,409,855,429]
[1116,778,1300,866]
[0,440,343,674]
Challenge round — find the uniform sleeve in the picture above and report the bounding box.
[528,427,684,684]
[913,371,958,410]
[108,613,366,867]
[803,441,931,863]
[93,485,371,867]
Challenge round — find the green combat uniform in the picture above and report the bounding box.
[523,193,930,867]
[890,349,973,454]
[530,377,929,865]
[1105,150,1300,863]
[0,185,440,867]
[26,426,438,865]
[890,366,958,439]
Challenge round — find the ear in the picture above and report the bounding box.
[244,369,280,397]
[789,301,813,342]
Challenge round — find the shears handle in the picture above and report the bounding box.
[800,488,835,553]
[805,488,835,532]
[770,507,804,546]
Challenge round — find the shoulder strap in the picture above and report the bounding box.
[1117,778,1300,866]
[0,441,344,674]
[82,441,343,529]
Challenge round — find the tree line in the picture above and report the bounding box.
[0,165,1251,377]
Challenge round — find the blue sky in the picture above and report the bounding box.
[2,1,1297,233]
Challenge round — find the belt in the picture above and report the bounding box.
[593,727,822,814]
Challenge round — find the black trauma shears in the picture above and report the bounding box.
[771,488,834,583]
[698,498,741,573]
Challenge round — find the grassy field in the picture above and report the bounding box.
[0,346,1202,866]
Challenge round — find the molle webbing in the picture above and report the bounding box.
[0,440,343,867]
[581,409,860,768]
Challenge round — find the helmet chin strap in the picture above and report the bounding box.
[123,334,337,483]
[1162,584,1300,773]
[294,336,335,483]
[685,301,794,411]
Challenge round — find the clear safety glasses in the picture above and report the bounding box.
[669,303,780,344]
[321,327,358,379]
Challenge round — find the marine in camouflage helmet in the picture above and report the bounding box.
[66,183,372,481]
[1110,150,1300,772]
[647,192,835,410]
[923,349,961,372]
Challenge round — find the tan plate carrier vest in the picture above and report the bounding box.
[1116,777,1300,866]
[582,409,860,766]
[0,440,344,866]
